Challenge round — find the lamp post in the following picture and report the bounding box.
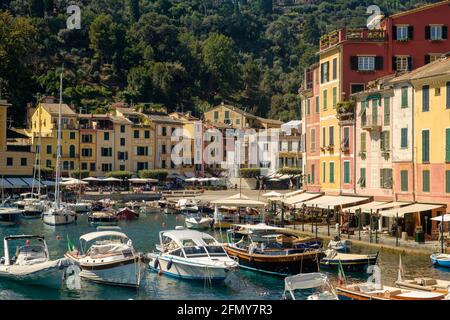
[327,206,330,236]
[396,212,399,247]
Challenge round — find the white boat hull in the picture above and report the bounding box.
[147,254,232,281]
[0,260,66,288]
[185,218,213,230]
[43,213,77,226]
[78,258,143,287]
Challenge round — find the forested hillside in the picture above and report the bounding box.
[0,0,439,124]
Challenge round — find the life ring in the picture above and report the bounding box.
[167,259,173,270]
[153,258,159,269]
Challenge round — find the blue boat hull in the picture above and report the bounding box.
[431,257,450,268]
[320,257,378,273]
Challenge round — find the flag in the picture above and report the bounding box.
[397,255,404,282]
[338,259,346,286]
[67,235,75,252]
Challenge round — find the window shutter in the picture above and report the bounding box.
[392,25,397,40]
[447,81,450,109]
[425,25,431,40]
[380,169,384,188]
[422,85,429,112]
[350,56,358,70]
[422,130,430,162]
[443,26,448,39]
[375,56,384,70]
[392,57,397,71]
[424,55,430,65]
[407,57,413,71]
[446,170,450,193]
[408,26,414,40]
[446,128,450,163]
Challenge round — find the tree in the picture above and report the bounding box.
[127,0,140,23]
[259,0,272,14]
[139,169,168,181]
[30,0,45,17]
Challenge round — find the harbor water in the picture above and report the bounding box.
[0,212,449,300]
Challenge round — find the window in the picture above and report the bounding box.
[82,134,92,143]
[343,127,350,149]
[81,148,92,157]
[101,147,112,157]
[162,127,167,136]
[401,87,408,108]
[120,125,125,133]
[20,158,27,166]
[322,162,326,183]
[224,111,230,120]
[137,146,148,156]
[315,96,319,113]
[332,58,337,80]
[311,164,315,184]
[329,126,334,146]
[81,163,87,171]
[134,130,139,139]
[446,128,450,163]
[137,162,148,171]
[446,81,450,109]
[372,99,378,125]
[70,132,75,140]
[306,98,310,115]
[310,129,315,152]
[236,119,240,125]
[358,56,375,71]
[422,85,430,112]
[162,145,167,154]
[145,130,150,139]
[351,84,364,94]
[360,132,366,152]
[320,62,329,83]
[322,127,326,147]
[401,170,408,192]
[101,163,112,172]
[422,130,430,162]
[344,161,350,184]
[90,163,96,171]
[395,56,411,72]
[359,168,366,188]
[63,161,69,171]
[380,168,392,189]
[401,128,408,148]
[323,90,328,110]
[332,87,337,107]
[329,162,335,183]
[161,160,166,168]
[396,26,409,40]
[380,131,390,151]
[120,138,125,146]
[46,145,52,154]
[118,152,128,161]
[104,132,110,141]
[423,170,430,192]
[430,25,443,40]
[214,111,219,121]
[384,97,390,125]
[69,145,76,158]
[46,160,51,168]
[446,170,450,193]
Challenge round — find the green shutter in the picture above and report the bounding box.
[361,132,366,152]
[344,162,350,183]
[384,97,390,125]
[446,170,450,193]
[422,170,430,192]
[311,164,315,184]
[401,87,408,108]
[329,162,335,183]
[307,98,310,115]
[372,99,378,125]
[316,96,319,113]
[323,90,327,109]
[360,168,366,187]
[401,170,408,192]
[422,130,430,162]
[446,128,450,163]
[322,127,326,147]
[333,87,337,107]
[401,128,408,148]
[322,162,326,183]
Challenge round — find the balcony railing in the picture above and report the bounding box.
[361,114,382,131]
[320,28,386,51]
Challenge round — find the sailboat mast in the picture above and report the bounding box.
[55,67,63,209]
[37,97,42,196]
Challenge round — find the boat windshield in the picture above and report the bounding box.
[183,246,208,257]
[205,245,227,257]
[202,238,218,245]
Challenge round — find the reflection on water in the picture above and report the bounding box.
[1,213,449,300]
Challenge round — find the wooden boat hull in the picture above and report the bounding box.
[224,245,322,276]
[336,286,445,300]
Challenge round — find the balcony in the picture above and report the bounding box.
[320,28,387,51]
[381,149,390,159]
[336,101,355,126]
[340,142,350,153]
[361,115,382,132]
[326,144,334,152]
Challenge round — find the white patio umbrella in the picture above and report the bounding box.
[198,178,210,182]
[129,178,158,183]
[82,177,101,182]
[186,177,198,182]
[61,179,88,186]
[431,214,450,222]
[102,177,122,182]
[262,191,283,198]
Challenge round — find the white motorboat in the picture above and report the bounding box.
[0,235,70,288]
[65,230,143,287]
[0,208,22,226]
[68,202,92,214]
[139,201,161,214]
[22,200,47,219]
[147,228,238,281]
[43,207,77,226]
[177,199,199,214]
[185,214,214,230]
[282,273,339,300]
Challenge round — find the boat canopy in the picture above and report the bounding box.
[303,195,370,209]
[80,231,128,243]
[161,230,217,247]
[285,273,330,290]
[233,223,283,232]
[4,235,44,241]
[379,203,446,218]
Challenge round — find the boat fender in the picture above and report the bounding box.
[154,258,159,269]
[167,259,173,270]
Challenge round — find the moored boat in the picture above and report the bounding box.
[0,208,22,226]
[147,228,238,281]
[88,211,118,226]
[327,236,351,253]
[68,202,92,214]
[185,214,214,230]
[42,207,77,226]
[224,224,323,276]
[282,273,339,300]
[116,207,139,220]
[320,249,378,272]
[0,235,71,288]
[430,253,450,268]
[65,230,143,287]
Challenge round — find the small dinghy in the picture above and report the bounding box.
[88,211,118,226]
[282,273,339,300]
[0,208,22,226]
[320,249,378,272]
[430,253,450,268]
[0,235,71,288]
[185,213,214,230]
[327,236,351,253]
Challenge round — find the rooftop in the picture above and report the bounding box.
[40,103,76,116]
[389,56,450,84]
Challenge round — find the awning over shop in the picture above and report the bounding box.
[303,195,370,210]
[21,178,46,188]
[431,214,450,222]
[369,201,412,211]
[281,193,322,206]
[283,190,305,198]
[6,178,29,189]
[344,201,388,213]
[0,178,14,189]
[379,203,446,218]
[211,193,266,208]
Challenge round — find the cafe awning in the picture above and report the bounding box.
[344,201,388,213]
[282,193,322,206]
[431,214,450,222]
[6,178,29,188]
[379,203,446,218]
[303,195,370,210]
[283,190,305,198]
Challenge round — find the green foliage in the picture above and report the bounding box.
[239,168,262,178]
[278,167,302,175]
[139,169,168,181]
[71,170,89,180]
[106,171,133,179]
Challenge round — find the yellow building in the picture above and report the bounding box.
[0,100,34,177]
[319,47,341,194]
[409,56,450,211]
[204,102,282,130]
[29,100,79,176]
